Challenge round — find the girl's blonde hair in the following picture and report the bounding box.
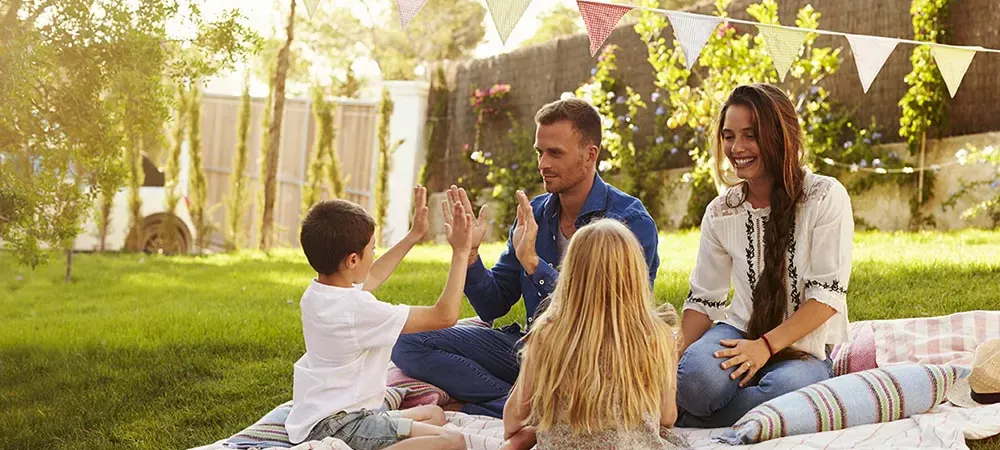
[519,219,676,434]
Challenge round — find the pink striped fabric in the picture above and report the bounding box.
[386,317,493,408]
[874,311,1000,367]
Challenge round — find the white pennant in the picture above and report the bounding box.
[756,24,808,82]
[930,45,980,98]
[846,34,899,93]
[666,12,722,70]
[302,0,319,18]
[396,0,428,28]
[485,0,533,45]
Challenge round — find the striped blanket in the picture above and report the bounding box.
[192,312,1000,450]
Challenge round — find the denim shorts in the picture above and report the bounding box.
[305,409,413,450]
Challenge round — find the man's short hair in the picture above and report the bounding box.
[534,98,603,149]
[300,200,375,275]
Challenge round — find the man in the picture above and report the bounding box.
[391,98,660,418]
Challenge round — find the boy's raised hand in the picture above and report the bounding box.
[444,186,489,260]
[442,199,473,253]
[407,185,430,242]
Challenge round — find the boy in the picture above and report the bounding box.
[286,186,471,450]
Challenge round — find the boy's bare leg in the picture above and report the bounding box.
[383,422,466,450]
[399,405,447,426]
[499,426,536,450]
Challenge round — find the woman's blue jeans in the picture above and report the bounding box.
[675,323,833,428]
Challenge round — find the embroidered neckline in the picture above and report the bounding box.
[745,212,757,290]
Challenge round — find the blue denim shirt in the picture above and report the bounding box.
[464,175,660,328]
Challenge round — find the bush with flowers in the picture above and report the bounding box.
[459,83,513,201]
[575,45,671,222]
[626,0,911,228]
[466,83,541,233]
[943,145,1000,227]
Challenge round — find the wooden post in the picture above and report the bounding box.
[918,132,927,206]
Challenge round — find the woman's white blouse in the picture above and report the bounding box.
[683,171,853,360]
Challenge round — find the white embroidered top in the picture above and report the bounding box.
[683,171,853,360]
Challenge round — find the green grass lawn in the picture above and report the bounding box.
[2,230,999,450]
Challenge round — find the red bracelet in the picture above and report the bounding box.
[761,334,775,355]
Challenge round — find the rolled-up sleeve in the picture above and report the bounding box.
[622,211,660,286]
[803,182,854,316]
[684,209,731,321]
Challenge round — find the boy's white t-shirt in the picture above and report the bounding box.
[285,280,410,444]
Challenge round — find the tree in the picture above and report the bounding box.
[163,84,189,253]
[188,85,209,252]
[1,0,259,277]
[375,88,403,246]
[520,3,582,48]
[225,74,253,251]
[259,0,297,252]
[301,0,486,81]
[1,0,151,272]
[302,86,334,215]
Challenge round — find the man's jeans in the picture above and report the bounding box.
[676,323,833,428]
[392,325,522,418]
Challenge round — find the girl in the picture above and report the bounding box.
[676,83,854,428]
[501,219,687,450]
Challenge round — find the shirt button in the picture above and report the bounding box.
[539,280,545,285]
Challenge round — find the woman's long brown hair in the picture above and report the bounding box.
[713,83,807,360]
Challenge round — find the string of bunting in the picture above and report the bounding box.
[815,157,962,174]
[574,0,995,97]
[378,0,999,98]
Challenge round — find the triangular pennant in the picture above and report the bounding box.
[846,34,898,93]
[396,0,428,28]
[666,11,722,70]
[485,0,533,45]
[756,24,808,82]
[930,45,979,98]
[302,0,319,18]
[576,0,634,57]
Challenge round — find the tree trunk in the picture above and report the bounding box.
[64,247,72,284]
[259,0,296,252]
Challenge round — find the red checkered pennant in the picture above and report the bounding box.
[577,0,634,57]
[396,0,428,29]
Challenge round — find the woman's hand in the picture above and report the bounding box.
[715,338,771,387]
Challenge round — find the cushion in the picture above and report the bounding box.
[831,321,878,376]
[387,316,493,409]
[224,387,408,449]
[388,364,452,408]
[874,311,1000,367]
[718,364,970,445]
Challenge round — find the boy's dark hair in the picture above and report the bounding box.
[300,200,375,275]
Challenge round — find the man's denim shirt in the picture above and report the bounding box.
[464,175,660,329]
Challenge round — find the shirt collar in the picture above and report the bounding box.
[543,174,610,222]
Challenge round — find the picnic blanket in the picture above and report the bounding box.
[192,311,1000,450]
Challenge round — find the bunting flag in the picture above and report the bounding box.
[302,0,319,19]
[756,24,808,82]
[485,0,533,45]
[666,12,722,70]
[396,0,428,28]
[577,0,635,57]
[846,34,899,93]
[930,45,979,98]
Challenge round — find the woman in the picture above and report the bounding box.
[501,219,686,450]
[675,83,854,428]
